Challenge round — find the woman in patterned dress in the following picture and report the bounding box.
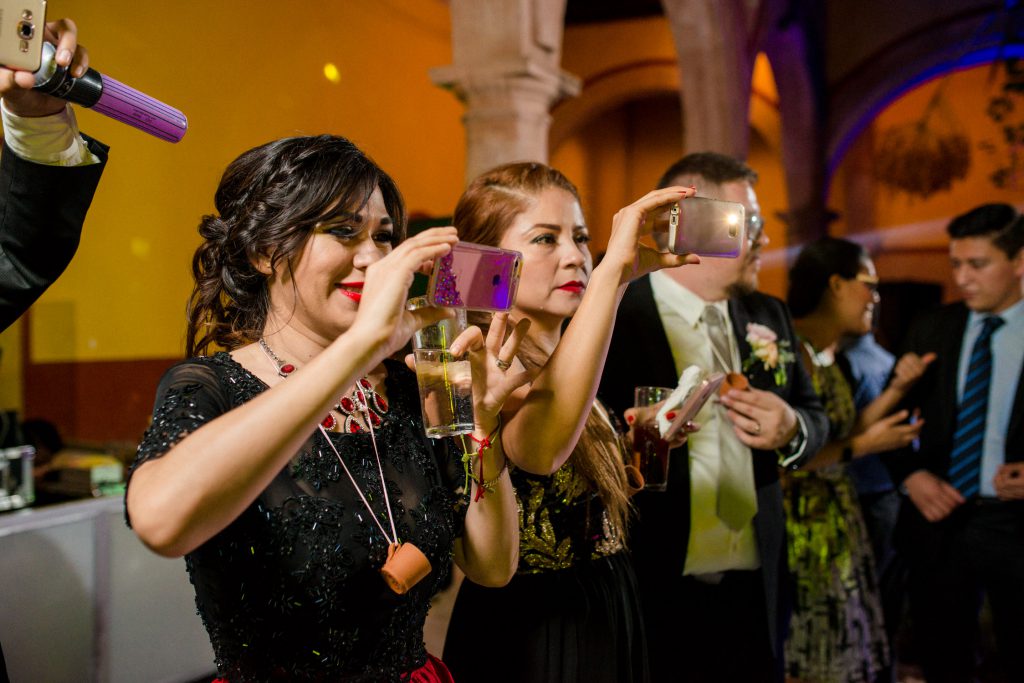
[442,163,698,683]
[783,237,933,682]
[124,135,532,682]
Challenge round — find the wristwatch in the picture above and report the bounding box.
[776,417,808,469]
[782,423,804,453]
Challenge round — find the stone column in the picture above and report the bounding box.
[431,0,580,184]
[761,0,830,245]
[660,0,757,158]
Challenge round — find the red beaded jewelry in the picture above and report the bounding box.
[258,338,388,433]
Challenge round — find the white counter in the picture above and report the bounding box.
[0,496,214,682]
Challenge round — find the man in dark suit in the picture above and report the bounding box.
[0,18,104,682]
[887,204,1024,683]
[0,17,108,332]
[599,152,828,682]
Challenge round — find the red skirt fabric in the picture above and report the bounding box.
[210,654,454,683]
[409,654,455,683]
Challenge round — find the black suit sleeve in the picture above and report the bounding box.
[730,292,828,470]
[0,135,108,331]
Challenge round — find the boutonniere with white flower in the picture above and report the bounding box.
[742,323,795,386]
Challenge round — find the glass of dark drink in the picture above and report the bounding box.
[633,386,673,491]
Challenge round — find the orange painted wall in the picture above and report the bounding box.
[2,1,464,435]
[27,0,462,364]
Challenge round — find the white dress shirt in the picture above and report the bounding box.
[1,100,100,166]
[649,270,760,574]
[956,298,1024,497]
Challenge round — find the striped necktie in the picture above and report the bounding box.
[948,315,1005,498]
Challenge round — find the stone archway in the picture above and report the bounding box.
[550,59,681,153]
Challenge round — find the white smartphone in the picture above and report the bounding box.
[0,0,46,72]
[662,372,726,440]
[667,196,746,258]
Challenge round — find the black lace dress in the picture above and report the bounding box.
[443,406,648,683]
[126,353,468,683]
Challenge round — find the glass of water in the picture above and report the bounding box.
[408,297,475,438]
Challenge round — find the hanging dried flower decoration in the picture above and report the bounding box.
[874,89,971,199]
[980,57,1024,190]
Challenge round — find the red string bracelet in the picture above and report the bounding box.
[466,420,502,502]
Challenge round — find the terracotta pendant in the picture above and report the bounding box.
[380,541,432,595]
[719,371,750,396]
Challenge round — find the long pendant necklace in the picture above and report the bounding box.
[259,338,388,433]
[257,338,431,594]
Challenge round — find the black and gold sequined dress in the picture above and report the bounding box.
[126,354,467,682]
[443,407,647,683]
[783,340,889,683]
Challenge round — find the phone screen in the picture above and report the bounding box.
[428,242,522,311]
[668,196,746,258]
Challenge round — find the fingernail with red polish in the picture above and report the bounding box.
[666,412,676,420]
[626,414,635,424]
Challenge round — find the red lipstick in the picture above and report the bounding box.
[557,281,586,294]
[337,281,364,302]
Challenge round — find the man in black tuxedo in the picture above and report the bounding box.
[599,152,828,682]
[0,17,108,332]
[0,18,104,682]
[887,204,1024,683]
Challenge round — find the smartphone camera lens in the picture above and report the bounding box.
[17,20,35,40]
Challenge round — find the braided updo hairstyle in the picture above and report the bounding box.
[186,134,406,357]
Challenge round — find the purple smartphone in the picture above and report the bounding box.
[427,242,522,312]
[668,196,746,258]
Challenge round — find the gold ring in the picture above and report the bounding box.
[495,358,512,371]
[753,421,761,435]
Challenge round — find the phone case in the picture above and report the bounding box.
[426,242,522,312]
[662,372,726,440]
[668,196,746,258]
[0,0,47,72]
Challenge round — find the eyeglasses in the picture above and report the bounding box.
[854,273,880,293]
[746,213,764,244]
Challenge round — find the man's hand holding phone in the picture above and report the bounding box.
[1,16,85,117]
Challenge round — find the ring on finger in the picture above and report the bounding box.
[752,420,761,435]
[495,358,512,371]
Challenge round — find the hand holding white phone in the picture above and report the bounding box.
[657,366,725,440]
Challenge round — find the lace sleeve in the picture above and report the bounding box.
[127,359,231,482]
[437,437,471,536]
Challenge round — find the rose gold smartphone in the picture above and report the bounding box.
[667,196,746,258]
[0,0,46,72]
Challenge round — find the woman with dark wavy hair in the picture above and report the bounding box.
[125,134,528,682]
[442,162,698,683]
[783,236,933,683]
